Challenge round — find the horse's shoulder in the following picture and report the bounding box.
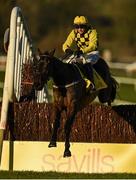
[73,62,84,70]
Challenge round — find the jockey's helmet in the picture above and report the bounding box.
[73,16,88,25]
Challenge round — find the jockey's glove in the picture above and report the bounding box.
[65,48,73,55]
[74,50,83,57]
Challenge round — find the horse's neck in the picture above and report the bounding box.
[52,58,79,86]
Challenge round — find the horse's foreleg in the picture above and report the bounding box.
[64,107,76,157]
[64,113,75,157]
[48,109,61,148]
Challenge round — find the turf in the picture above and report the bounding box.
[0,89,3,97]
[0,171,136,179]
[110,68,136,78]
[0,71,5,82]
[116,84,136,102]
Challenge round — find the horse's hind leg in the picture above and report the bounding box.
[48,109,61,148]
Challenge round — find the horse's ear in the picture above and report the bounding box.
[33,54,37,65]
[49,49,55,56]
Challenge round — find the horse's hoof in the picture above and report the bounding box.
[63,150,71,157]
[48,141,57,148]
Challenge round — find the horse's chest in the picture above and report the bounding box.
[53,87,77,108]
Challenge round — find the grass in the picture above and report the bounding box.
[0,71,5,82]
[0,171,136,179]
[116,84,136,102]
[110,68,136,78]
[0,89,3,97]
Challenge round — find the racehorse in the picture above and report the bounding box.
[32,49,117,157]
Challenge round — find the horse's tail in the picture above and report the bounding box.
[110,77,119,102]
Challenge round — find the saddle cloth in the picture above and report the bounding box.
[93,69,107,91]
[63,55,107,91]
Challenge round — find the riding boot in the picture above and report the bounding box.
[84,63,95,91]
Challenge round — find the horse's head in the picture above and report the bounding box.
[32,49,55,90]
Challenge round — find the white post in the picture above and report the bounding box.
[0,7,19,129]
[0,7,25,166]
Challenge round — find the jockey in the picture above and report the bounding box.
[62,15,99,90]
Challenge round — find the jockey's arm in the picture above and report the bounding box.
[81,29,98,54]
[62,30,75,52]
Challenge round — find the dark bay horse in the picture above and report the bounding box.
[32,49,117,157]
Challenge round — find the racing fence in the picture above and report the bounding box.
[0,6,50,129]
[0,102,136,143]
[0,6,49,164]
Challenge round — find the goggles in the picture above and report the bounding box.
[73,24,87,29]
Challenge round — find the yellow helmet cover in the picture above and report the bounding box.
[74,16,88,25]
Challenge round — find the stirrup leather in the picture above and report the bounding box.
[73,64,94,90]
